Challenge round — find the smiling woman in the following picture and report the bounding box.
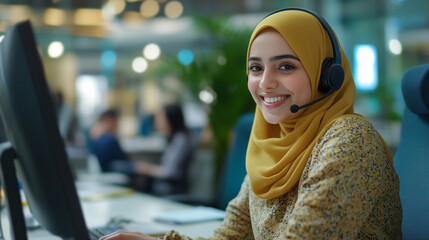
[99,7,402,240]
[247,29,312,124]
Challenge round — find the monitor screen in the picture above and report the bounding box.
[0,20,90,239]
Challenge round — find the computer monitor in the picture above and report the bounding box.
[0,20,90,239]
[0,113,6,143]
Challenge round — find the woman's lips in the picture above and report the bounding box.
[260,95,290,109]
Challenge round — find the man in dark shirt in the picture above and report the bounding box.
[90,109,130,172]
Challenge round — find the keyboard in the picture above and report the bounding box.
[88,227,122,240]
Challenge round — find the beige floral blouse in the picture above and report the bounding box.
[163,115,402,239]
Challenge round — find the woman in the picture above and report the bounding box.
[101,8,402,240]
[135,103,194,196]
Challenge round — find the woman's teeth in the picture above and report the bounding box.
[264,96,286,103]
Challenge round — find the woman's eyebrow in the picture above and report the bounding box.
[248,56,261,62]
[269,54,300,61]
[248,54,300,62]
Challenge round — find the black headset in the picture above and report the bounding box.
[262,8,345,113]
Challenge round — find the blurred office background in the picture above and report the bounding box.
[0,0,427,203]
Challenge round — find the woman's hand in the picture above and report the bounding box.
[99,230,160,240]
[135,161,162,177]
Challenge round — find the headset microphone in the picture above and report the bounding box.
[290,88,336,113]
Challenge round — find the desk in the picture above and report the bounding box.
[120,136,166,156]
[1,182,222,239]
[121,136,166,161]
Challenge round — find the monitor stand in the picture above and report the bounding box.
[0,142,28,240]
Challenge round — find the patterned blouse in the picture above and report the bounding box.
[163,115,402,239]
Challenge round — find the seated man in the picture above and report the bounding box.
[90,109,130,173]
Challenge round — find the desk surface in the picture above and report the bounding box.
[1,182,222,239]
[120,136,166,155]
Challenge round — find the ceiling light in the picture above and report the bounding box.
[108,0,126,15]
[74,8,104,26]
[388,39,402,55]
[143,43,161,60]
[140,0,160,18]
[9,5,31,23]
[132,57,148,73]
[44,8,66,26]
[48,41,64,58]
[164,1,183,19]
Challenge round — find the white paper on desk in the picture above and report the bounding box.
[153,206,226,224]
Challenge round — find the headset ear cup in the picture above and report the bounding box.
[329,63,344,91]
[318,58,334,93]
[318,58,345,93]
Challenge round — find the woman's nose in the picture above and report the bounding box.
[259,70,278,90]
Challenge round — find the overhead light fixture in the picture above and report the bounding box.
[48,41,65,58]
[164,1,183,19]
[132,57,148,73]
[140,0,160,18]
[74,8,104,26]
[8,5,31,23]
[44,8,66,26]
[143,43,161,60]
[388,39,402,55]
[107,0,126,15]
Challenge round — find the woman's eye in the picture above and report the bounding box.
[279,64,295,71]
[249,65,262,72]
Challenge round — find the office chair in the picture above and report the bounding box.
[169,112,254,210]
[394,64,429,239]
[217,112,254,210]
[139,114,155,137]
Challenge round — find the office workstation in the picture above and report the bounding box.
[1,182,223,239]
[0,1,428,239]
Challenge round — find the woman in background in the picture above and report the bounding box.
[100,8,401,240]
[135,103,195,196]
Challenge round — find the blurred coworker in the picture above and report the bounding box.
[135,103,195,196]
[90,108,130,173]
[90,105,194,196]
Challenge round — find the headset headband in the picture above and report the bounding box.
[263,7,342,66]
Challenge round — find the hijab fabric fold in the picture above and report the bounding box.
[245,10,391,199]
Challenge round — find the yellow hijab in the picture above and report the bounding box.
[246,10,383,199]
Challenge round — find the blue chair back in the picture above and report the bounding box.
[140,114,155,137]
[394,64,429,239]
[217,112,254,210]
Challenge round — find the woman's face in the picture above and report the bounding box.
[248,29,312,124]
[154,109,170,135]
